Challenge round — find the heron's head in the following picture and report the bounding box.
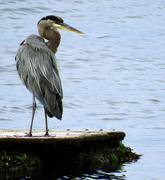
[37,15,84,36]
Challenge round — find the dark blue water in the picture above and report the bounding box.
[0,163,126,180]
[0,0,165,179]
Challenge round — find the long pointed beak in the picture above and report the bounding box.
[53,22,84,34]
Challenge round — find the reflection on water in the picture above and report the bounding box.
[0,162,126,180]
[0,0,165,179]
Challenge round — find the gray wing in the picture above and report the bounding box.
[15,36,63,119]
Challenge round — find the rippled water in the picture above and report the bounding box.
[0,163,126,180]
[0,0,165,179]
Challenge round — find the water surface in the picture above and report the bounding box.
[0,0,165,179]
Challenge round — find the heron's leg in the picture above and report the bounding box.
[28,95,36,137]
[44,107,49,136]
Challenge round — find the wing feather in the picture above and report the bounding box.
[15,35,63,119]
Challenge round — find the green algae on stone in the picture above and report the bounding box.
[0,130,140,171]
[0,151,41,171]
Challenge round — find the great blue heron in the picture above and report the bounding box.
[15,15,84,136]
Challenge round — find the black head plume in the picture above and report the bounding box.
[38,15,64,25]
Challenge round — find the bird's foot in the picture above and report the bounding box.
[44,132,50,137]
[25,133,32,137]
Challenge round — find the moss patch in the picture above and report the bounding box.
[108,142,141,164]
[78,142,141,164]
[0,142,140,171]
[0,151,41,171]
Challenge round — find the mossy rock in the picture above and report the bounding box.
[0,130,141,171]
[0,151,41,171]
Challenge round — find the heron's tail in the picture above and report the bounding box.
[45,93,63,120]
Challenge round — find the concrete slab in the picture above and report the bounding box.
[0,129,125,140]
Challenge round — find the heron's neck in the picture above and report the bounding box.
[46,37,60,54]
[37,22,61,54]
